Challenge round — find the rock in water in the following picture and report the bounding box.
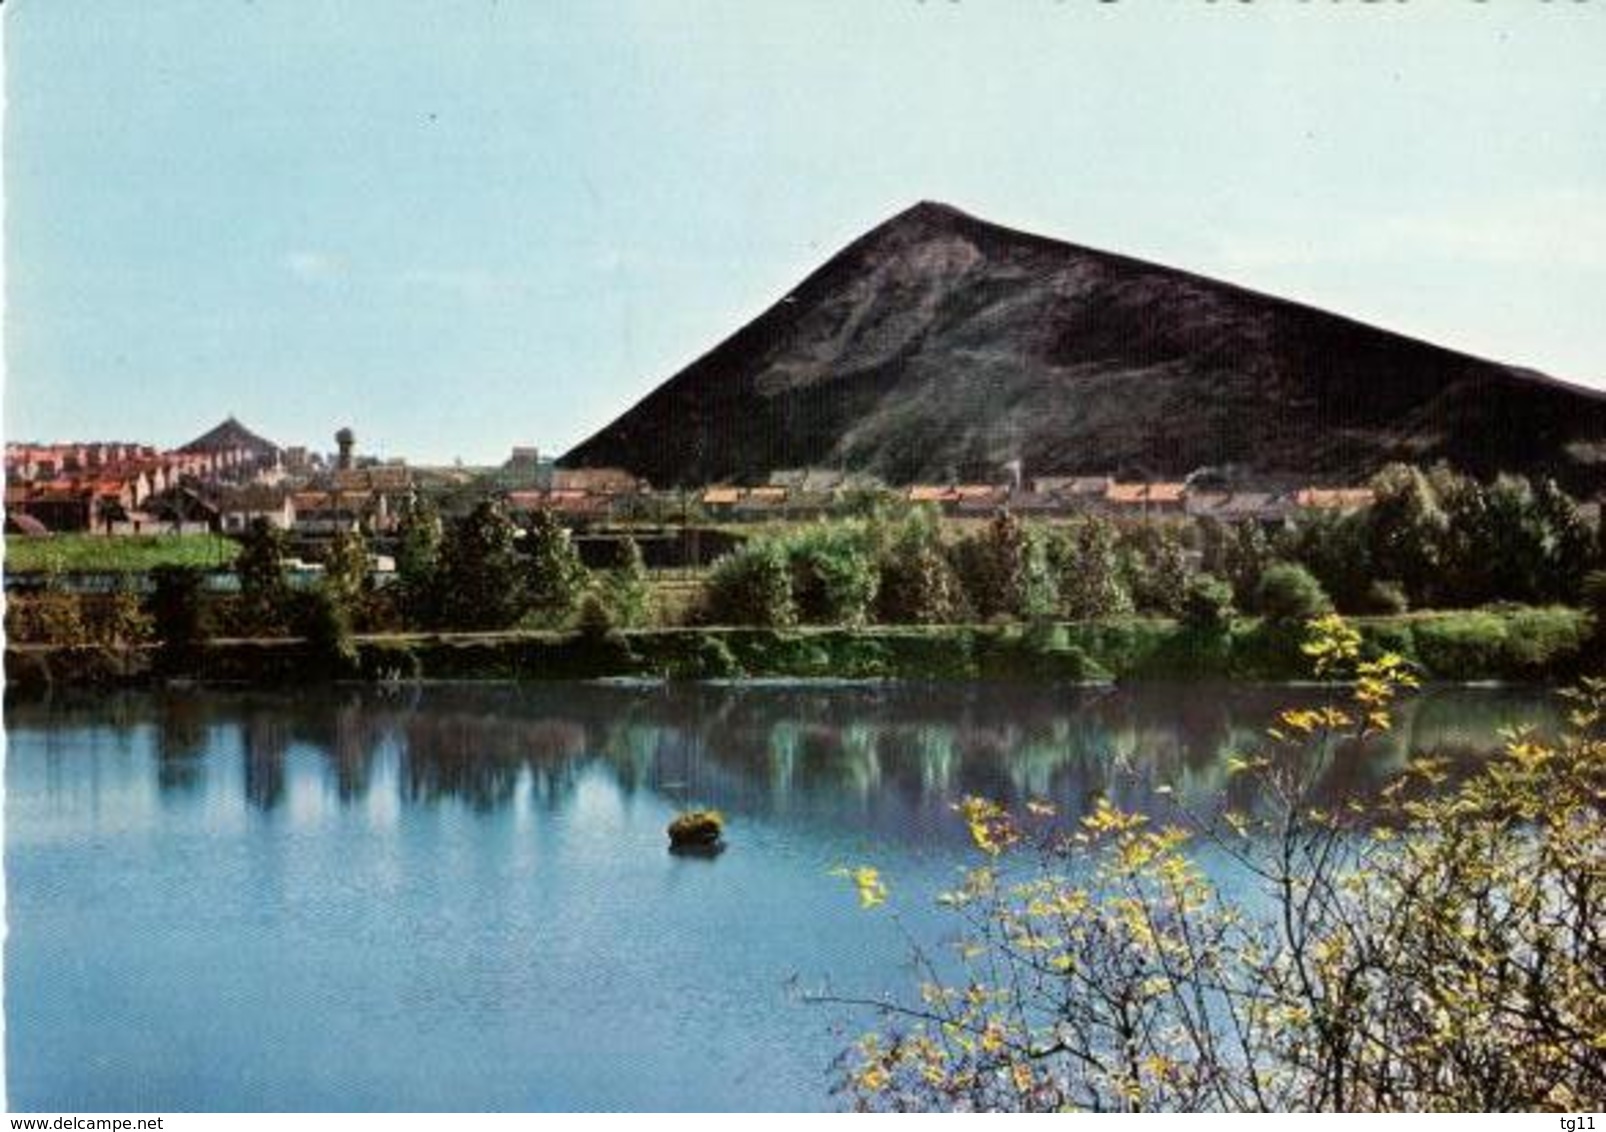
[668,809,725,851]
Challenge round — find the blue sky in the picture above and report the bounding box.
[5,1,1604,464]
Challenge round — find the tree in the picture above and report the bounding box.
[1049,517,1134,621]
[1367,464,1449,607]
[323,527,370,611]
[92,576,154,647]
[393,494,444,625]
[523,509,589,626]
[876,510,961,625]
[148,565,209,672]
[1201,519,1275,609]
[235,518,291,633]
[295,582,358,676]
[1533,477,1595,603]
[601,535,653,627]
[1279,510,1373,614]
[1255,562,1333,624]
[952,510,1035,621]
[435,500,523,630]
[828,624,1606,1112]
[1120,521,1193,617]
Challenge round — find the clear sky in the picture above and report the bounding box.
[4,1,1603,464]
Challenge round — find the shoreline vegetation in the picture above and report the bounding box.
[828,623,1606,1111]
[6,463,1604,692]
[5,606,1597,694]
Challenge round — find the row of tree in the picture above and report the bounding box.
[14,462,1595,647]
[236,499,652,636]
[697,465,1604,628]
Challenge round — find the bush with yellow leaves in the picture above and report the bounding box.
[823,615,1604,1111]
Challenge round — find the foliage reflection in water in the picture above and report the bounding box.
[4,681,1563,1111]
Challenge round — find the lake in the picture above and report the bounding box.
[4,681,1561,1111]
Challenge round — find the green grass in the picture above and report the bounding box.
[4,533,238,574]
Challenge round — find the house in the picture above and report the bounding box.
[1034,475,1109,497]
[732,486,790,521]
[1105,482,1189,518]
[7,482,94,532]
[217,485,296,533]
[548,467,644,495]
[1005,489,1071,516]
[143,487,221,533]
[291,491,371,536]
[699,486,742,519]
[1294,488,1375,512]
[542,490,612,522]
[504,490,613,525]
[952,485,1011,517]
[1186,491,1293,529]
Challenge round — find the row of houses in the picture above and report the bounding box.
[692,476,1376,524]
[497,471,1377,527]
[5,422,285,535]
[5,441,266,487]
[6,475,231,536]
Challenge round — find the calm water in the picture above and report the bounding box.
[5,681,1560,1111]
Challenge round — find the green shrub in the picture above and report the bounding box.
[576,591,616,639]
[601,536,653,627]
[1411,612,1507,680]
[671,634,744,679]
[148,565,210,673]
[1362,579,1409,615]
[785,526,879,625]
[702,542,797,627]
[294,585,359,678]
[1584,570,1606,642]
[1255,562,1334,624]
[1501,607,1588,677]
[1180,573,1235,635]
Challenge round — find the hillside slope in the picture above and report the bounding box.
[562,202,1606,490]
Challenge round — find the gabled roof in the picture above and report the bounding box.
[1107,482,1187,505]
[1187,491,1286,519]
[216,484,293,511]
[1294,488,1374,510]
[550,467,642,493]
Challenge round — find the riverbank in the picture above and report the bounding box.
[5,606,1596,694]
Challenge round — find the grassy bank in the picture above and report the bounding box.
[5,533,238,573]
[6,607,1596,693]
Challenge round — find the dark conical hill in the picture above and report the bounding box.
[562,202,1606,491]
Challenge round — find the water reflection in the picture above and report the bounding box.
[8,682,1562,836]
[3,680,1569,1112]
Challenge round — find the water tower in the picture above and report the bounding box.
[335,427,355,471]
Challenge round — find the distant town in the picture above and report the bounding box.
[4,414,1409,558]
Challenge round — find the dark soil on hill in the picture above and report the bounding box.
[562,202,1606,491]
